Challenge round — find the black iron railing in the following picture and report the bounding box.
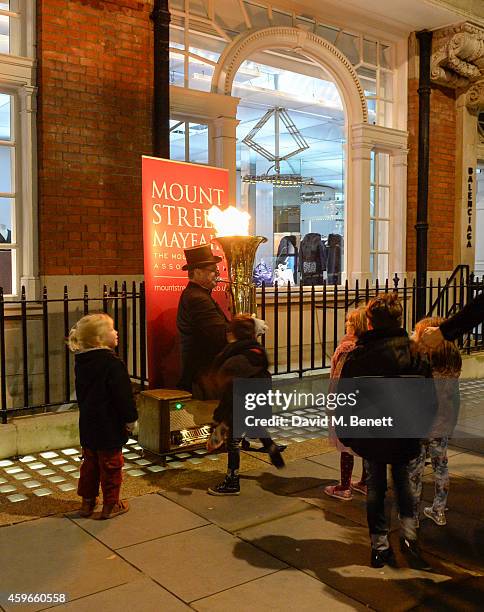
[0,281,147,423]
[1,271,484,422]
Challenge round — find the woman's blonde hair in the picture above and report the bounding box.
[345,306,368,338]
[68,313,114,352]
[413,316,444,343]
[414,315,462,375]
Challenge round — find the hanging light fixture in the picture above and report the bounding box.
[241,107,314,187]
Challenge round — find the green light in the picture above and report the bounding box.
[175,402,183,410]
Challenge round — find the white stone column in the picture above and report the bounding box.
[18,85,40,299]
[347,126,372,284]
[212,116,239,204]
[389,150,409,279]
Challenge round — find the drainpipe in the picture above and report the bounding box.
[151,0,171,157]
[415,30,433,320]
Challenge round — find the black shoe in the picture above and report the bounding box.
[241,438,251,451]
[400,537,432,571]
[268,443,285,469]
[207,475,240,496]
[371,547,396,568]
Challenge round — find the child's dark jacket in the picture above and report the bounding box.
[75,349,138,450]
[212,339,270,427]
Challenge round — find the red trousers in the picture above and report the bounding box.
[77,447,124,505]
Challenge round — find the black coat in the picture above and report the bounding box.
[440,292,484,340]
[75,349,138,450]
[177,281,229,396]
[339,328,435,463]
[212,339,270,426]
[299,233,326,285]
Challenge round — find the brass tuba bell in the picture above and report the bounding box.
[213,235,267,315]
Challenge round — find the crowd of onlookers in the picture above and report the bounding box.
[67,243,484,570]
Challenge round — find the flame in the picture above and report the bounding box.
[207,206,250,237]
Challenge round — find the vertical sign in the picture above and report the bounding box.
[467,167,474,248]
[142,156,229,389]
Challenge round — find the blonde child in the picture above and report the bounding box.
[324,307,368,500]
[68,313,138,519]
[411,316,462,526]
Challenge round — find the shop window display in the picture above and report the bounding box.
[234,53,345,285]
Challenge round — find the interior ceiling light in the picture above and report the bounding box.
[241,106,314,187]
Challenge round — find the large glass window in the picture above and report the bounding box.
[370,150,390,281]
[169,119,209,164]
[169,0,395,127]
[235,52,345,285]
[0,92,15,295]
[0,1,21,55]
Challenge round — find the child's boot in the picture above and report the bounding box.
[100,499,130,519]
[79,497,98,517]
[208,473,240,496]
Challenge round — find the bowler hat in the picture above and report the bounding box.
[182,244,222,271]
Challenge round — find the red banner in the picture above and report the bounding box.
[142,156,229,389]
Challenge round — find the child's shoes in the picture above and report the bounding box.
[79,497,98,517]
[423,506,446,526]
[100,500,130,519]
[323,485,353,500]
[351,481,368,495]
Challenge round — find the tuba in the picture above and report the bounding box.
[213,236,267,315]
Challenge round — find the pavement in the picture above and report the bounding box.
[0,440,483,612]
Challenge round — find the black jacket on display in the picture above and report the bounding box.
[299,233,326,285]
[75,349,138,451]
[177,281,229,397]
[326,233,342,285]
[339,328,436,463]
[440,292,484,340]
[212,339,270,427]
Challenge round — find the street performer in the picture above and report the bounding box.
[177,244,229,398]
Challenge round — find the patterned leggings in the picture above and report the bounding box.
[408,437,449,516]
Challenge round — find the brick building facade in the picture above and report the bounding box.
[1,0,484,298]
[37,0,153,277]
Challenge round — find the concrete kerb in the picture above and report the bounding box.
[0,409,79,459]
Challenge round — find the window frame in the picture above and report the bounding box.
[0,0,37,300]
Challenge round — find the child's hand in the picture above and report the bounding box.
[125,421,137,434]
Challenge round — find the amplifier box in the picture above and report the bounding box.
[138,389,217,454]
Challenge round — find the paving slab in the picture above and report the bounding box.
[419,474,484,522]
[240,458,340,495]
[414,575,484,612]
[52,577,190,611]
[191,567,367,611]
[297,484,368,527]
[446,451,484,482]
[419,508,484,572]
[160,475,310,532]
[450,437,484,455]
[238,507,463,612]
[118,524,286,603]
[0,517,139,612]
[70,493,208,549]
[306,450,368,479]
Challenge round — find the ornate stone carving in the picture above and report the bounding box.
[431,22,484,89]
[466,79,484,114]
